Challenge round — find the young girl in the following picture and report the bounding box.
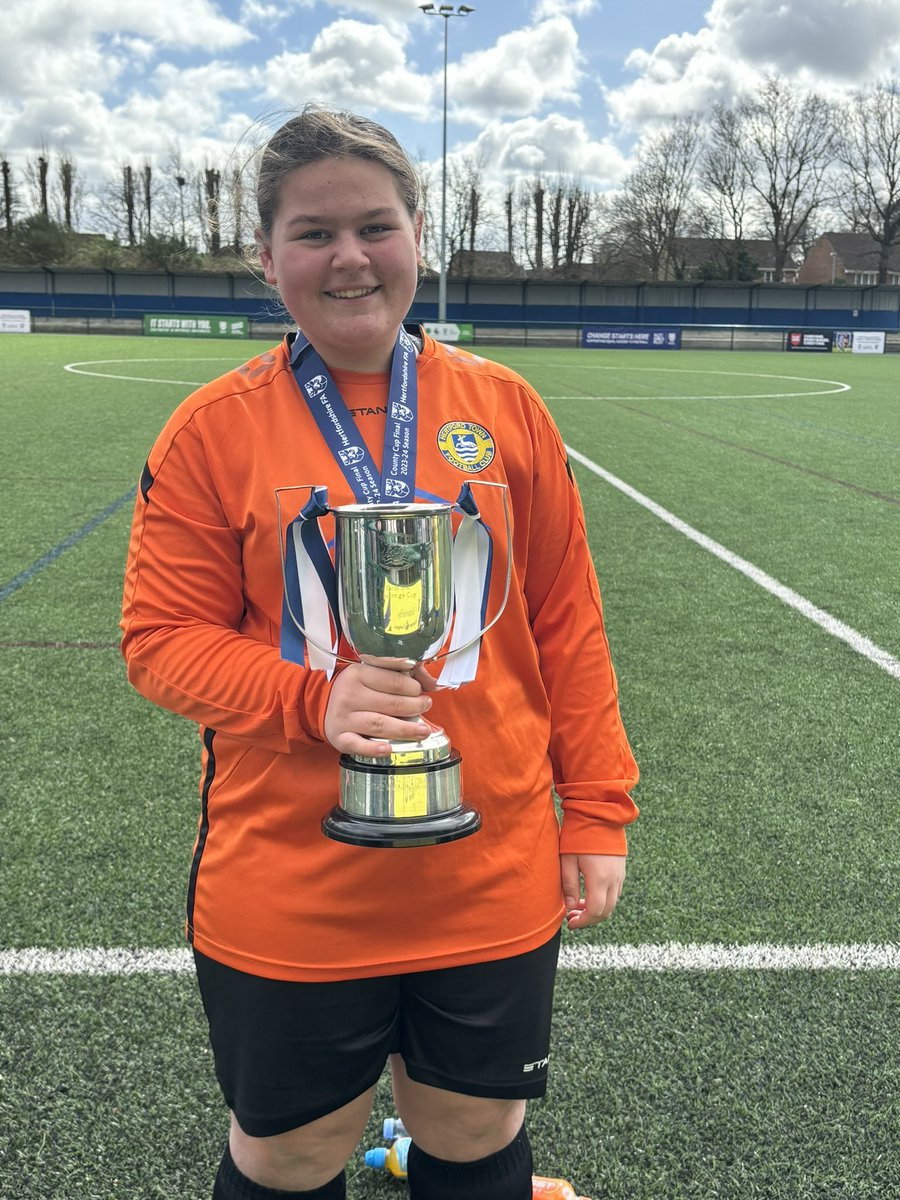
[121,105,638,1200]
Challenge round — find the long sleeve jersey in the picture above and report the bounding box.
[121,331,638,982]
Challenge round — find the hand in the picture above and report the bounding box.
[323,656,437,758]
[560,854,626,929]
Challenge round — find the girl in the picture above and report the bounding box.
[121,105,638,1200]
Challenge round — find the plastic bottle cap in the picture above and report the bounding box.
[364,1148,387,1168]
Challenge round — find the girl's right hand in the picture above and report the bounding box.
[323,656,436,758]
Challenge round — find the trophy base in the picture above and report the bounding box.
[322,804,482,848]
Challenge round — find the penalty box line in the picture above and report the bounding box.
[567,447,900,682]
[1,944,900,976]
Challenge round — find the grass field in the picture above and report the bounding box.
[0,334,898,1199]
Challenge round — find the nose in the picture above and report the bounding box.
[331,231,369,270]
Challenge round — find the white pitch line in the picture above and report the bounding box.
[567,447,900,682]
[561,943,900,971]
[2,944,900,976]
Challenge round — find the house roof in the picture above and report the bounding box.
[672,237,799,270]
[819,232,900,271]
[447,250,526,279]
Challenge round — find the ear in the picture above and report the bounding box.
[255,228,277,286]
[414,210,424,263]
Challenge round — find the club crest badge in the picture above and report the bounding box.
[436,421,495,473]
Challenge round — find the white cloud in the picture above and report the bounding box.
[605,0,900,129]
[262,20,426,115]
[7,0,252,51]
[711,0,900,79]
[462,114,629,187]
[533,0,599,18]
[449,18,584,122]
[606,29,755,129]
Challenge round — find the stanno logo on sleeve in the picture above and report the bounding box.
[436,421,495,473]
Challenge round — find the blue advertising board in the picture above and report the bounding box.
[582,326,682,350]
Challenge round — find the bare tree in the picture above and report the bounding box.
[142,163,153,237]
[2,158,16,234]
[122,164,137,246]
[533,177,545,269]
[204,166,222,254]
[737,75,837,281]
[834,78,900,283]
[22,149,51,218]
[611,117,704,279]
[694,103,757,276]
[547,176,593,267]
[445,155,492,258]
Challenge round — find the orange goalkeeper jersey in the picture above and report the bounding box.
[121,331,638,982]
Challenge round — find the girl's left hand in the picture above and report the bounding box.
[560,854,626,929]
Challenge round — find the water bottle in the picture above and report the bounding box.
[364,1136,410,1179]
[531,1177,590,1200]
[365,1128,590,1199]
[382,1116,408,1140]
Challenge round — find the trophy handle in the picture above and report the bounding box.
[428,480,513,665]
[275,485,358,667]
[276,482,513,670]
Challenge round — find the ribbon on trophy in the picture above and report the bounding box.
[279,482,494,686]
[431,483,493,689]
[279,486,341,675]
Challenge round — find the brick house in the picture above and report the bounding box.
[797,232,900,285]
[670,237,800,283]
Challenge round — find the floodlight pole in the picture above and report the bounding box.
[419,4,475,321]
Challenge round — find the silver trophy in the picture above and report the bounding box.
[280,487,510,848]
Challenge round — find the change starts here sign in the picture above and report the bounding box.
[583,326,681,350]
[144,314,249,338]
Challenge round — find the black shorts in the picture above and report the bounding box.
[193,932,561,1137]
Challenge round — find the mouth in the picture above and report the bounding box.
[325,286,380,300]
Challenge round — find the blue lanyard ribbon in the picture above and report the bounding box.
[289,327,419,504]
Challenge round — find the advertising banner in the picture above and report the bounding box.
[144,314,249,338]
[0,309,32,333]
[422,322,474,344]
[787,330,833,352]
[582,326,681,350]
[850,331,885,354]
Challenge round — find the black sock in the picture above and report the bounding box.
[213,1142,346,1200]
[407,1124,533,1200]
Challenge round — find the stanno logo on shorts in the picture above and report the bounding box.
[522,1056,550,1073]
[436,420,495,473]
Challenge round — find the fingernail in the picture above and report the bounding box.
[565,897,577,909]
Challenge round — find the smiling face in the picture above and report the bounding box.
[257,156,423,373]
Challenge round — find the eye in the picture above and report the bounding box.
[362,223,392,237]
[296,229,329,241]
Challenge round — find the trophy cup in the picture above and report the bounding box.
[279,487,509,848]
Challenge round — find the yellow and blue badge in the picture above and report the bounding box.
[436,421,495,473]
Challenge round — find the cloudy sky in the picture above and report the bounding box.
[3,0,900,202]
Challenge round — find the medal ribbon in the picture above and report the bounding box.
[289,327,419,504]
